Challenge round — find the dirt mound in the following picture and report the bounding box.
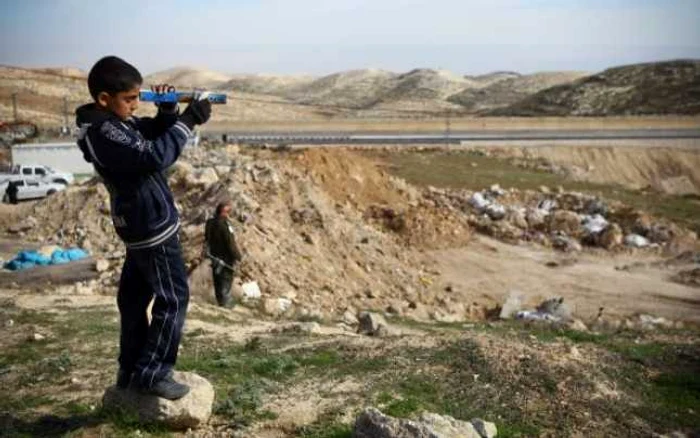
[491,59,700,116]
[292,148,471,248]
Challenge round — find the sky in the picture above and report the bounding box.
[1,0,699,76]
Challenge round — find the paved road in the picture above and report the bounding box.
[204,129,700,145]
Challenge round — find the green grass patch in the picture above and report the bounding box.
[297,409,353,438]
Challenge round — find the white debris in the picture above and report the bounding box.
[582,214,609,235]
[241,281,262,300]
[624,234,650,248]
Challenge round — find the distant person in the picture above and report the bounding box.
[204,200,243,307]
[5,180,18,204]
[76,56,213,400]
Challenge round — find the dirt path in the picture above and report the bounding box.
[430,236,700,323]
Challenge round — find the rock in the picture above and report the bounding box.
[357,311,391,337]
[597,223,623,249]
[279,322,322,334]
[525,208,548,230]
[500,291,523,319]
[647,225,673,243]
[568,319,589,332]
[353,408,487,438]
[262,297,293,316]
[74,282,94,295]
[102,372,214,430]
[537,297,572,320]
[505,208,528,230]
[470,418,498,438]
[241,281,261,301]
[488,184,506,197]
[95,259,110,273]
[341,310,359,326]
[549,210,582,236]
[31,333,46,341]
[552,235,582,253]
[539,185,551,194]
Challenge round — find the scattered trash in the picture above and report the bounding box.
[624,234,650,248]
[241,281,262,300]
[582,214,609,235]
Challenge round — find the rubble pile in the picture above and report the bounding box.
[423,183,698,253]
[4,146,469,319]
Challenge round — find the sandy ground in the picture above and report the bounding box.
[431,236,700,324]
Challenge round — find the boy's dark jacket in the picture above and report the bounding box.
[75,104,192,249]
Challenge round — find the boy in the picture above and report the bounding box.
[76,56,211,400]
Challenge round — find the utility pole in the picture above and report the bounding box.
[444,111,451,148]
[11,92,18,122]
[63,96,69,127]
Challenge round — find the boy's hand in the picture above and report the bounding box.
[179,99,212,129]
[152,84,178,113]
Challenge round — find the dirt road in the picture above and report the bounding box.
[431,236,700,324]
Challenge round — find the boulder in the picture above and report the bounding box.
[357,311,392,337]
[102,372,214,430]
[499,291,523,319]
[353,408,496,438]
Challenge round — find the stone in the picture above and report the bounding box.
[505,208,528,230]
[95,259,110,273]
[500,291,523,319]
[568,319,589,332]
[552,235,582,253]
[262,297,293,316]
[470,418,498,438]
[549,210,582,237]
[102,371,214,430]
[353,408,486,438]
[341,310,359,326]
[537,297,572,321]
[525,208,548,230]
[279,322,322,334]
[32,333,46,341]
[357,311,391,337]
[597,223,623,249]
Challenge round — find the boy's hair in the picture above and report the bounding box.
[87,56,143,100]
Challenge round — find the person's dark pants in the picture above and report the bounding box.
[212,267,234,307]
[117,233,189,389]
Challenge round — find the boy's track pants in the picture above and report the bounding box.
[117,233,189,388]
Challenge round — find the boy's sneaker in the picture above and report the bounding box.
[134,373,190,400]
[116,368,132,389]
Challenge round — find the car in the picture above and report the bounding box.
[0,164,74,186]
[2,178,66,203]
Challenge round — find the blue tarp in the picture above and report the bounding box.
[3,248,89,271]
